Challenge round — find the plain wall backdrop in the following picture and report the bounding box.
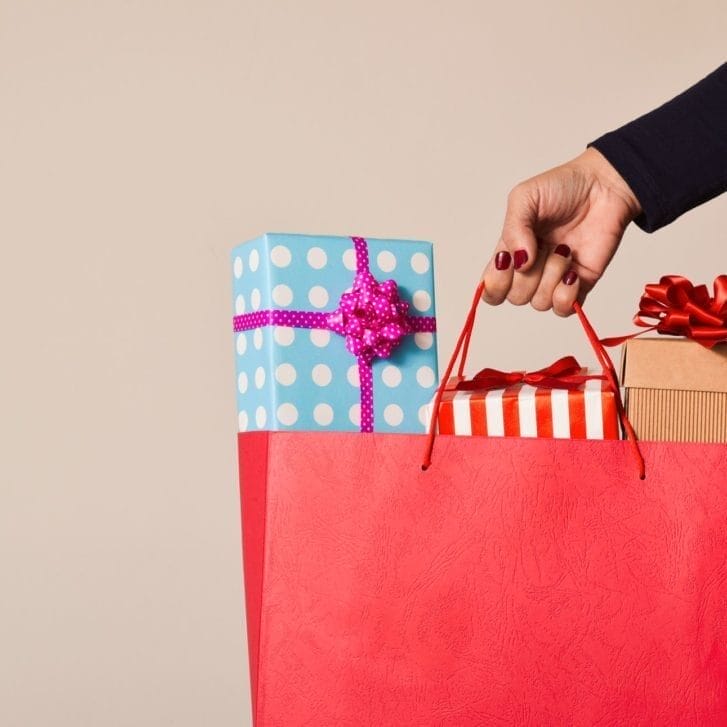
[1,1,725,725]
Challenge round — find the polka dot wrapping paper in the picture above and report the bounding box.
[231,233,438,433]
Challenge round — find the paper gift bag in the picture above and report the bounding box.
[236,285,727,726]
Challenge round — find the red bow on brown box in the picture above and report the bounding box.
[602,275,727,349]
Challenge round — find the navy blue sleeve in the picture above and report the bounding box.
[589,63,727,232]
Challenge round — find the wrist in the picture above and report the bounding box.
[577,147,642,218]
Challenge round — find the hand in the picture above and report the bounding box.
[481,147,642,315]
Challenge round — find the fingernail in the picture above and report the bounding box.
[513,249,528,270]
[554,244,571,257]
[495,251,511,270]
[562,270,578,286]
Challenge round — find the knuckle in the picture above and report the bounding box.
[530,296,552,312]
[507,290,531,307]
[507,183,528,205]
[482,291,505,306]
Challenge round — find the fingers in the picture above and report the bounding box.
[500,184,539,274]
[552,268,581,316]
[482,182,586,314]
[530,244,572,311]
[483,240,582,315]
[481,183,539,305]
[481,242,514,305]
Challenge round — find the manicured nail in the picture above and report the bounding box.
[562,270,578,286]
[513,249,528,270]
[495,251,511,270]
[554,243,571,257]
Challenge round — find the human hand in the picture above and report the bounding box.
[481,147,642,315]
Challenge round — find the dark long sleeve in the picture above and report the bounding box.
[589,63,727,232]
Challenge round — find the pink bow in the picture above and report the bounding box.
[327,271,413,364]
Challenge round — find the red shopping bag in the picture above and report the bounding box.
[237,286,727,726]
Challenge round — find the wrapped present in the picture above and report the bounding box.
[620,338,727,442]
[608,275,727,443]
[426,356,620,439]
[231,233,438,433]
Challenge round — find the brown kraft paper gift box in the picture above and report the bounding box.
[620,338,727,443]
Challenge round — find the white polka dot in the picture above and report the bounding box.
[418,404,429,427]
[273,327,295,346]
[235,294,245,315]
[270,245,292,267]
[236,333,247,355]
[253,328,263,350]
[349,403,361,426]
[347,364,360,387]
[234,256,243,279]
[307,247,327,269]
[410,252,430,274]
[250,288,261,310]
[416,366,436,388]
[412,290,432,312]
[384,404,404,427]
[272,284,293,307]
[249,249,260,272]
[255,405,267,428]
[310,329,330,347]
[313,403,334,426]
[254,366,266,389]
[237,372,248,394]
[238,410,249,431]
[382,365,402,387]
[275,363,297,386]
[376,250,397,273]
[276,403,298,426]
[342,248,356,271]
[312,363,332,386]
[414,332,434,350]
[308,286,329,308]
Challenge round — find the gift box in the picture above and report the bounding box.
[231,233,438,433]
[603,274,727,443]
[426,358,620,440]
[620,338,727,442]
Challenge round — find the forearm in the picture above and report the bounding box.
[588,63,727,232]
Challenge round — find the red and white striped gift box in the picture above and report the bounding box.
[427,377,620,440]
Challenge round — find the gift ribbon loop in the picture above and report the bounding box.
[232,236,436,433]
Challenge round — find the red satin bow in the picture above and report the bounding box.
[455,355,604,392]
[601,275,727,349]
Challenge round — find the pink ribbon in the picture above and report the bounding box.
[232,236,436,432]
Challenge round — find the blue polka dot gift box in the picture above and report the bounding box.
[231,233,438,433]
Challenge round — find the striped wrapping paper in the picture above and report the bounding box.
[427,377,620,440]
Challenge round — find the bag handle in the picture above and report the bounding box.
[421,281,645,479]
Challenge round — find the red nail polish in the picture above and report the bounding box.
[554,244,571,257]
[513,249,528,270]
[562,270,578,286]
[495,251,511,270]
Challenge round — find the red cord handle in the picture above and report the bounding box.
[421,282,645,479]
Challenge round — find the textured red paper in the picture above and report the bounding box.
[238,431,727,726]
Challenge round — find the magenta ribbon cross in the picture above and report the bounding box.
[232,236,436,432]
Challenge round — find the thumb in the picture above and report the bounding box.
[500,184,539,272]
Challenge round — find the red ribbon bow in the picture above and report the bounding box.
[455,355,603,392]
[601,275,727,349]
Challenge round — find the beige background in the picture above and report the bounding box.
[1,1,725,724]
